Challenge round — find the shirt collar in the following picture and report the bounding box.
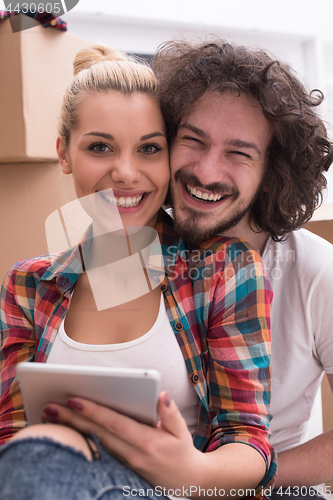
[40,209,180,294]
[261,234,273,259]
[40,245,83,295]
[40,224,94,295]
[154,208,180,277]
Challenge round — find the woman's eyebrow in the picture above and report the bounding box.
[83,132,165,141]
[140,132,165,141]
[84,132,114,140]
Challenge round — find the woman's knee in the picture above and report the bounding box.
[10,423,94,460]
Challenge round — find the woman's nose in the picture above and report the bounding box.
[109,156,140,184]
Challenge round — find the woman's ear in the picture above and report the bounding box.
[56,137,71,175]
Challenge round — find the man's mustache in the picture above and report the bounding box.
[174,170,239,198]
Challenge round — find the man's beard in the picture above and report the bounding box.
[173,202,253,244]
[171,171,256,244]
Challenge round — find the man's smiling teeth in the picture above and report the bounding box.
[186,184,226,203]
[101,191,144,208]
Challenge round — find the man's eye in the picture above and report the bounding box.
[89,143,110,154]
[230,150,251,158]
[140,144,162,155]
[183,136,202,144]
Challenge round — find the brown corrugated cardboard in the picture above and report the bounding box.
[306,219,333,244]
[0,17,87,162]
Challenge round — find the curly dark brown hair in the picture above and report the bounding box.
[154,39,333,241]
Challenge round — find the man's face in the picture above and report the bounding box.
[169,91,273,243]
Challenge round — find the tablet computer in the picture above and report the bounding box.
[17,363,161,427]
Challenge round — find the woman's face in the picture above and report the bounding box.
[57,90,169,231]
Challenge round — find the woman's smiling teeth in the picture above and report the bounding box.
[100,191,145,208]
[186,184,226,203]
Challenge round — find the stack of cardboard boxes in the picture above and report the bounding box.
[0,18,86,283]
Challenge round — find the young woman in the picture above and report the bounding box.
[0,45,276,499]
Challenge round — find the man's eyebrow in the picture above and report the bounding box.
[226,139,262,157]
[178,123,209,139]
[84,132,114,140]
[140,132,165,141]
[179,125,262,156]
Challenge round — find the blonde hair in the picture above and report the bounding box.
[59,44,158,148]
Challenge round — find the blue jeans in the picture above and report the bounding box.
[0,436,169,500]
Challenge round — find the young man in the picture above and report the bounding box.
[154,40,333,496]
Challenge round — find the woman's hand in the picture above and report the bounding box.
[42,392,207,492]
[42,393,267,498]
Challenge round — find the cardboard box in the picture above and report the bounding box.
[306,203,333,244]
[0,161,76,283]
[0,17,87,162]
[306,219,333,244]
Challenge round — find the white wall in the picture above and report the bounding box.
[68,0,333,40]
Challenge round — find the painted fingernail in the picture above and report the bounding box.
[42,414,58,423]
[164,393,171,407]
[66,399,84,411]
[43,406,58,417]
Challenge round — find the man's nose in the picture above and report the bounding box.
[193,149,230,186]
[110,155,140,184]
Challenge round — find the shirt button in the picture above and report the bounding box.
[191,374,199,384]
[174,321,183,331]
[160,284,167,292]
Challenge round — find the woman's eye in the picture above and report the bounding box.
[89,143,110,154]
[140,144,162,155]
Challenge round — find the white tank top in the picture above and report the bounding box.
[47,295,199,433]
